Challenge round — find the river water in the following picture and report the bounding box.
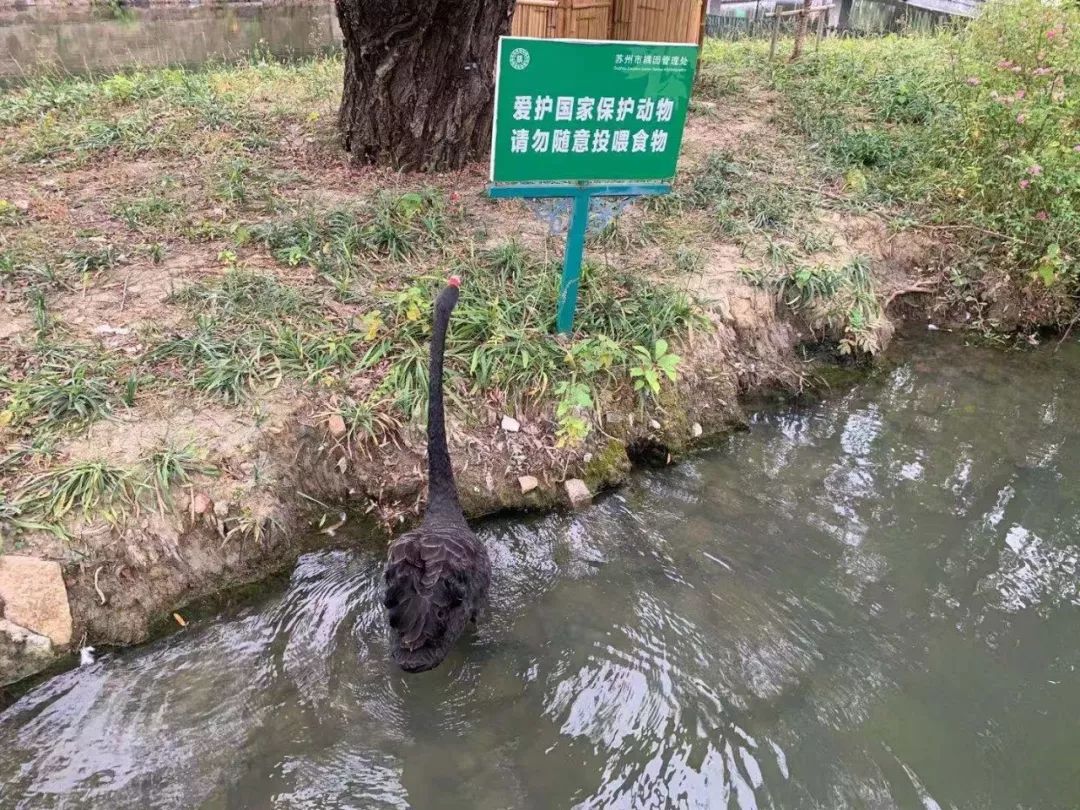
[2,337,1079,809]
[1,3,340,82]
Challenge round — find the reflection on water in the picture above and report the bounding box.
[1,3,340,81]
[3,336,1080,809]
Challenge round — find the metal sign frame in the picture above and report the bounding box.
[487,36,697,333]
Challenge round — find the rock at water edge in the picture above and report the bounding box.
[0,618,54,686]
[564,479,591,509]
[0,555,72,647]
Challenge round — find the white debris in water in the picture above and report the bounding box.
[768,739,790,780]
[79,646,96,666]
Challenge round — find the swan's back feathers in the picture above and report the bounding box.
[384,520,490,672]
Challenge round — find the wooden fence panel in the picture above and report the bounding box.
[613,0,702,41]
[511,0,561,37]
[510,0,702,42]
[563,0,614,38]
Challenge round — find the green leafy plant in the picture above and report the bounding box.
[554,380,593,447]
[630,339,681,398]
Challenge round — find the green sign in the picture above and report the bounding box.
[490,37,699,184]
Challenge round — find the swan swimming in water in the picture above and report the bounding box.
[382,276,491,673]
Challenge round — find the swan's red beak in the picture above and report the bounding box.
[448,275,461,288]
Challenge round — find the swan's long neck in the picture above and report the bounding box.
[426,286,462,518]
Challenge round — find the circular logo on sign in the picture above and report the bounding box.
[509,47,531,70]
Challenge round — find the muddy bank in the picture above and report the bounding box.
[0,280,809,689]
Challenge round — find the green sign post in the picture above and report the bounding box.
[489,36,698,333]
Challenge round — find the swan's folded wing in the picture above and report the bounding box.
[384,526,472,651]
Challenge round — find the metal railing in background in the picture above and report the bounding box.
[704,0,977,41]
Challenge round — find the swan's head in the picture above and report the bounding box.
[436,279,460,316]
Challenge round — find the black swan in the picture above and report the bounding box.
[383,276,491,673]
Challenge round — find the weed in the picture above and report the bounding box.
[833,130,903,169]
[256,191,448,281]
[16,460,139,526]
[742,0,1080,288]
[554,380,593,447]
[113,194,180,229]
[214,157,262,206]
[673,245,705,275]
[26,288,51,335]
[193,343,279,404]
[630,339,681,399]
[146,242,167,264]
[170,270,307,322]
[77,112,157,155]
[123,370,140,406]
[143,444,218,510]
[149,317,234,366]
[271,326,359,384]
[0,199,23,226]
[335,397,403,443]
[764,238,798,269]
[2,359,113,431]
[798,229,835,254]
[64,244,119,276]
[746,256,884,353]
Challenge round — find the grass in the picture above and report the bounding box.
[14,460,140,527]
[1,357,115,432]
[143,443,218,510]
[170,270,309,322]
[1,28,964,548]
[254,190,452,289]
[333,396,403,446]
[113,192,182,229]
[2,445,221,536]
[744,256,885,354]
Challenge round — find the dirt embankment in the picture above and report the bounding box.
[0,65,981,689]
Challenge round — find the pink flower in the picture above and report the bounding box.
[996,59,1013,69]
[966,76,981,86]
[1019,179,1031,189]
[1015,90,1026,99]
[1028,164,1042,175]
[1074,145,1080,153]
[1046,28,1057,41]
[1017,113,1027,124]
[1035,211,1049,221]
[1033,67,1054,77]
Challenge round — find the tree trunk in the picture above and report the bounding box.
[334,0,516,172]
[789,0,813,61]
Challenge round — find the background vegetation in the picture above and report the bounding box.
[701,0,1079,291]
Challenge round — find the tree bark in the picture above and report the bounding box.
[334,0,516,172]
[789,0,813,61]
